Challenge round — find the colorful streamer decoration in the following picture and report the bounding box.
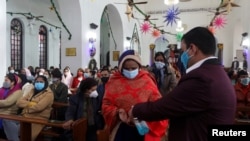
[213,16,226,29]
[140,21,151,34]
[152,29,161,38]
[164,6,180,26]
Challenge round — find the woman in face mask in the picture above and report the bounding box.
[0,74,22,140]
[62,78,102,141]
[49,68,69,121]
[3,75,54,141]
[151,52,178,96]
[102,50,168,141]
[234,70,250,119]
[70,68,85,94]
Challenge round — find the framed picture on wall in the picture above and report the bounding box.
[66,48,76,56]
[113,51,120,61]
[236,49,244,62]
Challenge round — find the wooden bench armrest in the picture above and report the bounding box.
[0,114,64,128]
[52,102,69,108]
[72,118,87,141]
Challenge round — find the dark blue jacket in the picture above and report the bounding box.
[65,91,104,129]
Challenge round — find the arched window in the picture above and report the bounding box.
[39,25,48,69]
[10,18,23,70]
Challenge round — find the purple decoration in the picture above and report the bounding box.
[164,6,180,26]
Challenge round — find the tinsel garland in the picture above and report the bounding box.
[50,0,72,40]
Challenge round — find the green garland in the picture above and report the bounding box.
[6,12,61,29]
[104,8,117,50]
[50,0,72,40]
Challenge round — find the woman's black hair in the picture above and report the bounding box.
[78,78,98,94]
[34,75,49,95]
[51,68,62,79]
[154,51,166,62]
[6,73,17,85]
[18,74,31,87]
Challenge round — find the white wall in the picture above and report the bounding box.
[4,0,250,74]
[6,0,61,70]
[0,0,7,84]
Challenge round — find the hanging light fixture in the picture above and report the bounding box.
[164,0,179,5]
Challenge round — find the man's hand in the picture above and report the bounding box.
[62,120,74,130]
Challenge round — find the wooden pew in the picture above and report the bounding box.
[38,101,68,139]
[97,129,109,141]
[0,114,87,141]
[235,106,250,125]
[0,114,63,141]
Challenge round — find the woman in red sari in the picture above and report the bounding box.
[102,50,168,141]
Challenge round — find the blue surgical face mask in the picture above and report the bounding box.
[155,61,165,69]
[240,78,250,86]
[181,49,192,69]
[84,73,89,78]
[35,82,45,90]
[123,69,139,79]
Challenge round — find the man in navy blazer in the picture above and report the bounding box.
[129,27,236,141]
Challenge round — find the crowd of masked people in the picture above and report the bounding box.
[0,27,249,141]
[0,53,181,141]
[0,65,114,141]
[227,66,250,119]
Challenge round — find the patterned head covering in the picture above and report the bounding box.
[118,50,141,72]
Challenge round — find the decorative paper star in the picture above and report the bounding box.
[219,0,240,13]
[140,21,151,34]
[208,26,215,34]
[125,5,133,22]
[213,15,226,29]
[152,29,161,38]
[164,6,180,26]
[176,32,183,42]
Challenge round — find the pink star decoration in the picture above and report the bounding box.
[213,16,226,29]
[140,21,151,34]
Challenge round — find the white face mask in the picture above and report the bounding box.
[89,90,98,98]
[155,61,165,69]
[9,70,15,74]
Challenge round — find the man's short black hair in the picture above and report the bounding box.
[182,27,216,55]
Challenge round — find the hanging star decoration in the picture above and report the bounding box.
[213,15,226,29]
[152,29,161,38]
[125,4,133,22]
[208,26,216,34]
[164,6,180,26]
[176,32,183,42]
[219,0,240,13]
[140,21,151,34]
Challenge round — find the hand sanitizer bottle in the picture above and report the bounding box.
[133,118,149,135]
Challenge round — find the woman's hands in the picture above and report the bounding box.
[27,101,37,107]
[118,108,133,124]
[62,120,74,130]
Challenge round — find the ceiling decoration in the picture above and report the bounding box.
[164,6,180,26]
[219,0,240,13]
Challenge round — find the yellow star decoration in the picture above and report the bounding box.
[125,5,133,22]
[91,0,96,2]
[220,0,240,13]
